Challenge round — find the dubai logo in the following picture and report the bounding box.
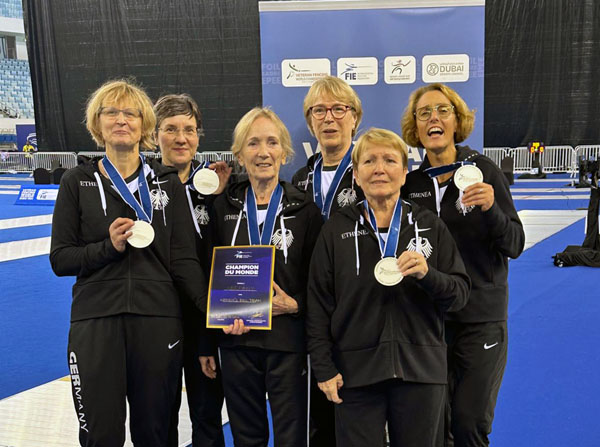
[427,63,440,76]
[150,189,169,210]
[271,228,294,250]
[337,188,357,207]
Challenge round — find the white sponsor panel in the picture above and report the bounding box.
[384,56,416,84]
[422,54,469,83]
[337,57,378,85]
[36,189,59,201]
[281,59,331,87]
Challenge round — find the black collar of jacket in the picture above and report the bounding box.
[224,179,310,214]
[418,144,480,171]
[76,153,177,181]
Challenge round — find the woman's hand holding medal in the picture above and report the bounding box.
[397,250,428,280]
[109,217,135,253]
[461,182,494,212]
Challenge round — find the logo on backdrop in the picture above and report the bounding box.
[384,56,416,84]
[281,58,331,87]
[336,57,378,85]
[422,54,470,83]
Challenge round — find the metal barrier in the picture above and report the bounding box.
[541,145,576,174]
[141,151,161,159]
[575,145,600,161]
[195,151,236,162]
[77,151,105,159]
[0,152,31,172]
[509,145,576,174]
[509,147,532,173]
[32,152,78,170]
[483,147,509,167]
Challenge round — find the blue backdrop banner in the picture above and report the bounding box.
[259,0,485,180]
[16,124,37,151]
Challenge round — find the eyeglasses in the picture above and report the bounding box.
[100,107,141,120]
[158,126,200,137]
[309,104,353,120]
[414,104,455,121]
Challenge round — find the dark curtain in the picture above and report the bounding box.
[485,0,600,147]
[23,0,261,152]
[23,0,600,151]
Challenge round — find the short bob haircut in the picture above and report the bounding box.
[401,83,475,148]
[231,107,294,163]
[85,79,156,149]
[153,93,204,138]
[352,128,408,170]
[303,76,363,137]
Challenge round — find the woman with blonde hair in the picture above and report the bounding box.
[50,79,208,446]
[202,107,322,446]
[401,83,524,446]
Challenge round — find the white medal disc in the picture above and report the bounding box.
[454,165,483,191]
[128,220,155,248]
[193,168,220,195]
[374,257,404,286]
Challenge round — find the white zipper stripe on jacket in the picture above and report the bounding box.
[231,209,244,246]
[156,179,167,226]
[432,177,441,217]
[407,210,423,255]
[94,172,107,217]
[354,214,364,276]
[185,185,202,237]
[279,215,288,264]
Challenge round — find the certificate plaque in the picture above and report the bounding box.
[207,245,275,330]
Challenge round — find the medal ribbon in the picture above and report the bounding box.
[423,160,474,178]
[313,143,354,220]
[186,161,212,190]
[364,198,403,259]
[246,183,283,245]
[102,154,153,223]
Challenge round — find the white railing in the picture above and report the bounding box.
[195,151,236,162]
[32,152,78,170]
[0,152,31,172]
[509,146,576,175]
[77,151,105,159]
[483,147,510,167]
[575,145,600,161]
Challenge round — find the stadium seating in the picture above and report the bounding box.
[0,58,34,119]
[0,0,22,19]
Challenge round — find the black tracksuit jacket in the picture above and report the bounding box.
[401,145,525,323]
[306,200,471,389]
[208,179,323,353]
[292,152,364,217]
[50,156,207,321]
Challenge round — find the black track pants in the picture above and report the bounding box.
[168,334,225,447]
[67,314,183,447]
[335,379,445,447]
[445,321,508,447]
[220,347,307,447]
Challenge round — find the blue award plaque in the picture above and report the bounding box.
[207,245,275,330]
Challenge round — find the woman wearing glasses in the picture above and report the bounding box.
[154,94,231,447]
[50,80,208,446]
[306,128,470,447]
[291,75,363,446]
[400,83,524,447]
